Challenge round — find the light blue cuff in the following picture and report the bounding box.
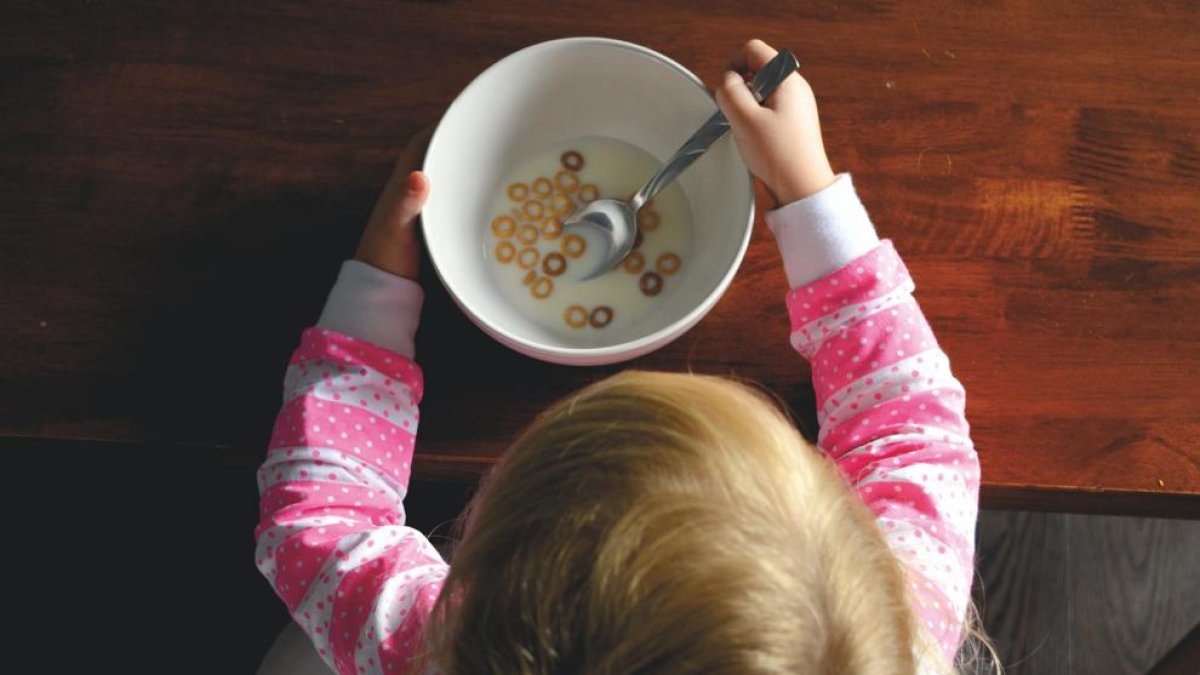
[764,174,881,287]
[317,260,423,359]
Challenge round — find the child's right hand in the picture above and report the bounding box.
[714,39,837,208]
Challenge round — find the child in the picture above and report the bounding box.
[256,39,989,674]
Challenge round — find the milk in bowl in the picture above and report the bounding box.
[483,137,692,348]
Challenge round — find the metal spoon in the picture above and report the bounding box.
[562,49,801,280]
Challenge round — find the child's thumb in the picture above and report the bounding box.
[393,171,430,227]
[714,70,762,129]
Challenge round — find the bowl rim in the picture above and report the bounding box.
[422,36,755,364]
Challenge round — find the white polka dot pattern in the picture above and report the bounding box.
[817,350,955,429]
[257,455,377,496]
[255,515,361,583]
[791,282,914,356]
[259,446,406,506]
[256,328,447,675]
[785,241,980,667]
[283,361,419,433]
[355,564,448,675]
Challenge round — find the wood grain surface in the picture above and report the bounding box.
[2,1,1198,514]
[973,511,1071,674]
[975,510,1200,674]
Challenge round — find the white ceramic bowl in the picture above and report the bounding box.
[423,37,754,365]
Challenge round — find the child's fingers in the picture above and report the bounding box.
[725,38,779,74]
[369,127,434,233]
[367,169,430,236]
[389,171,430,230]
[741,39,779,71]
[357,170,428,279]
[723,39,800,108]
[355,128,436,280]
[714,70,765,129]
[771,70,814,115]
[723,46,749,76]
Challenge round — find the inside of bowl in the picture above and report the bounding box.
[424,38,753,354]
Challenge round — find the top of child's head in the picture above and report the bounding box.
[416,371,929,675]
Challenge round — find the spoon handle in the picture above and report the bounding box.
[631,49,801,210]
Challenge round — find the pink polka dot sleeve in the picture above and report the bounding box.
[785,241,980,666]
[255,327,447,675]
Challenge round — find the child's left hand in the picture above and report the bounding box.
[355,128,433,281]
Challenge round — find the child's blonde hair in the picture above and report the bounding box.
[424,370,957,674]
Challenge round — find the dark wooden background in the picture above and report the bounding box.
[3,1,1198,508]
[3,1,1199,672]
[974,511,1200,675]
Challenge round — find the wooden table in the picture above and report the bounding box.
[3,0,1198,517]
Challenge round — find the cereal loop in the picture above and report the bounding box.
[517,247,540,269]
[522,270,537,286]
[532,177,553,197]
[494,240,516,264]
[639,271,664,296]
[550,193,573,217]
[589,306,614,328]
[491,215,516,238]
[656,252,682,276]
[542,252,567,277]
[554,170,580,194]
[522,200,544,220]
[507,182,529,201]
[531,276,554,299]
[561,234,587,259]
[638,209,661,231]
[517,225,539,245]
[578,184,599,203]
[622,251,645,274]
[563,305,588,329]
[540,217,563,240]
[561,150,584,172]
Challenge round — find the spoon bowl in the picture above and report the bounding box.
[566,198,638,279]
